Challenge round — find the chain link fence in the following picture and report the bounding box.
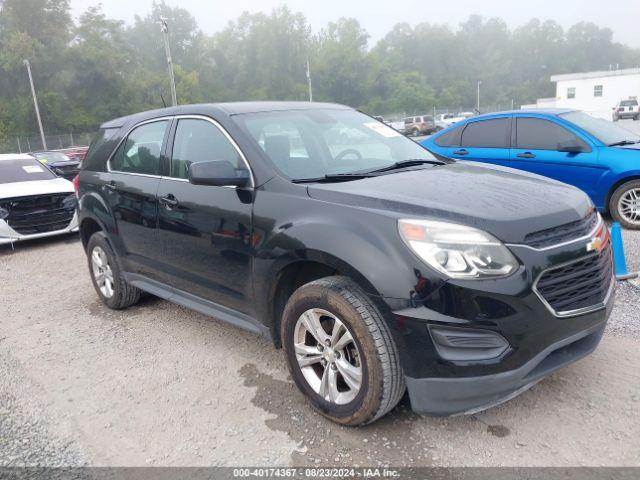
[0,132,94,154]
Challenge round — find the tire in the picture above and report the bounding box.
[610,180,640,230]
[86,232,141,309]
[281,276,405,426]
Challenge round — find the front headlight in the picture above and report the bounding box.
[398,219,518,279]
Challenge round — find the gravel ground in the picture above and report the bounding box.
[1,233,639,467]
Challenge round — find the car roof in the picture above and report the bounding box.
[469,109,576,120]
[100,101,351,129]
[0,154,37,161]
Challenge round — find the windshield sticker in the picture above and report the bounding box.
[364,122,401,138]
[22,165,44,173]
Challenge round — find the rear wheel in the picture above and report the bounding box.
[610,180,640,229]
[87,232,141,309]
[281,276,405,426]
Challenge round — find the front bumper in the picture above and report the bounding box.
[0,211,79,246]
[405,321,606,416]
[383,230,615,416]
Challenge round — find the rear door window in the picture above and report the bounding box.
[434,125,464,147]
[110,121,169,175]
[516,118,587,151]
[460,118,510,148]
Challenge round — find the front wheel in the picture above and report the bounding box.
[281,276,405,426]
[610,180,640,229]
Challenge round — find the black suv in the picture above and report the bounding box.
[78,102,614,426]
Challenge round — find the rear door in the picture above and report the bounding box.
[105,119,170,278]
[509,116,600,197]
[155,116,254,314]
[451,117,511,166]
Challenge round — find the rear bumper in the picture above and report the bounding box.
[0,212,79,246]
[405,321,606,416]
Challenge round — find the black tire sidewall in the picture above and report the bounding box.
[610,180,640,230]
[282,285,384,425]
[86,233,124,308]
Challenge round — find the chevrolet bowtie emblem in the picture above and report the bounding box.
[586,237,604,252]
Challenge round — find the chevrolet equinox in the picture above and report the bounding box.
[77,102,614,426]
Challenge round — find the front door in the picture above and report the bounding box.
[509,117,601,198]
[104,119,170,278]
[156,117,254,314]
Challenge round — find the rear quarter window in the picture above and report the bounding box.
[81,127,120,171]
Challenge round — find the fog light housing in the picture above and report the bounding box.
[429,325,510,361]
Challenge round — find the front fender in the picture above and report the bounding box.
[599,169,640,209]
[251,193,447,321]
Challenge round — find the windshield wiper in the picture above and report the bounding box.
[365,158,448,174]
[291,173,376,183]
[608,140,639,147]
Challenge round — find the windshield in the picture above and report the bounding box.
[560,111,640,146]
[32,151,71,163]
[0,158,57,184]
[235,109,437,180]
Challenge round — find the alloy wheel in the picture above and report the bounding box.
[618,188,640,226]
[293,308,363,405]
[91,246,115,298]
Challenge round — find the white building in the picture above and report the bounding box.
[522,68,640,119]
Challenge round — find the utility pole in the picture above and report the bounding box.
[159,17,178,107]
[23,59,47,150]
[476,80,482,114]
[306,59,313,102]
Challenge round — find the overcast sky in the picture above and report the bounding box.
[70,0,640,48]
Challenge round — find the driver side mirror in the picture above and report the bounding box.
[557,141,587,153]
[188,160,250,187]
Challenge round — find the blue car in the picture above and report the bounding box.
[422,109,640,229]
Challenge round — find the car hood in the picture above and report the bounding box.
[306,163,592,243]
[0,177,74,200]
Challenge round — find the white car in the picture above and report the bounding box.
[0,154,79,246]
[613,99,639,121]
[434,113,457,130]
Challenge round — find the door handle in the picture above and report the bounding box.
[516,152,536,159]
[104,181,117,191]
[453,149,469,156]
[159,194,178,208]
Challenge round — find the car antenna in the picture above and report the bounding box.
[160,93,167,108]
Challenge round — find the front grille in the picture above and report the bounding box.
[523,210,599,249]
[535,244,613,316]
[1,193,76,235]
